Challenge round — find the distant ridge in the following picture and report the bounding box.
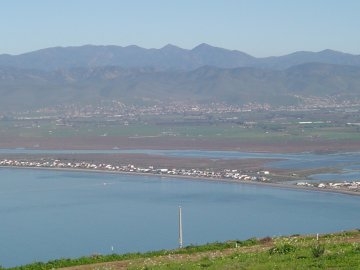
[0,44,359,71]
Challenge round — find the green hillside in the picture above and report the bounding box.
[1,63,360,111]
[4,230,360,270]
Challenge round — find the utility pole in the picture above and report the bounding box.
[178,206,183,248]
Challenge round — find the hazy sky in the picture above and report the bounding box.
[1,0,359,56]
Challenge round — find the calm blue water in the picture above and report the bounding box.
[0,168,359,267]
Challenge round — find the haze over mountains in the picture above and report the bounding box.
[1,44,360,111]
[1,43,360,70]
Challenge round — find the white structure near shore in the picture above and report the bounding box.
[0,158,269,183]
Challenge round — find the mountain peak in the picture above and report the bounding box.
[318,49,345,55]
[192,43,216,51]
[124,45,142,50]
[161,44,183,51]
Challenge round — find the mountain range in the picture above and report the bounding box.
[1,43,360,71]
[0,44,360,112]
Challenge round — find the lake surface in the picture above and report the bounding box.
[0,168,359,267]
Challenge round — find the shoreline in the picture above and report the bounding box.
[2,165,360,197]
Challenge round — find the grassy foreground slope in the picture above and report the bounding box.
[5,230,360,270]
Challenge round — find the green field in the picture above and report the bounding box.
[1,117,360,142]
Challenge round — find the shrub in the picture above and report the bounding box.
[311,244,325,258]
[241,237,259,246]
[352,243,360,252]
[269,243,296,255]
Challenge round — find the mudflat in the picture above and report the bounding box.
[1,136,360,195]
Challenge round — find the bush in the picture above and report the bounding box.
[269,243,296,255]
[352,243,360,252]
[311,244,325,258]
[239,237,259,247]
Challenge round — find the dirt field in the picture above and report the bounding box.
[1,135,360,153]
